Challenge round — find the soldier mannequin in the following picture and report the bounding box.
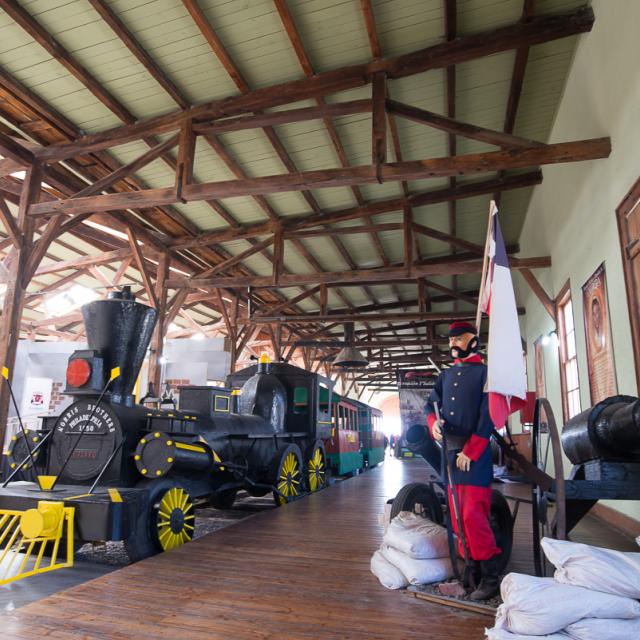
[425,321,501,600]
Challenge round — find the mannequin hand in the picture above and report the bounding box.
[456,452,472,471]
[432,420,444,442]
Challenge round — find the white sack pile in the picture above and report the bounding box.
[485,537,640,640]
[370,511,453,589]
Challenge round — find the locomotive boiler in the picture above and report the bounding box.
[0,287,334,567]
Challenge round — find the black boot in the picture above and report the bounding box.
[469,556,500,601]
[462,560,482,591]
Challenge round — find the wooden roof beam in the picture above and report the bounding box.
[0,131,35,167]
[165,257,550,290]
[30,139,609,218]
[0,0,199,236]
[34,6,595,160]
[495,0,537,205]
[386,99,545,149]
[186,0,383,311]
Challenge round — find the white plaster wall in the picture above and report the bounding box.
[516,0,640,521]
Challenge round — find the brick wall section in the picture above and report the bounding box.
[48,382,66,413]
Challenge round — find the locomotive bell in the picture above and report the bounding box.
[81,286,157,406]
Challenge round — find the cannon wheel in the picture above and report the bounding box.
[272,444,304,507]
[305,441,328,493]
[390,482,444,524]
[531,398,566,576]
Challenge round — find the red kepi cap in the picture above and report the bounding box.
[448,321,477,337]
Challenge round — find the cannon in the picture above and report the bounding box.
[509,396,640,575]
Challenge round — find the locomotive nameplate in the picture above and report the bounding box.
[51,399,119,481]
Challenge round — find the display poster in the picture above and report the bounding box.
[396,369,438,436]
[20,376,53,417]
[582,263,617,404]
[534,337,546,399]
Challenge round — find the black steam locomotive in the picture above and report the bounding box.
[0,288,335,560]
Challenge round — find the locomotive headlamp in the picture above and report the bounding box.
[66,358,91,387]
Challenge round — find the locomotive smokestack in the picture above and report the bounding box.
[82,286,157,406]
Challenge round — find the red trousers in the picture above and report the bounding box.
[447,485,501,561]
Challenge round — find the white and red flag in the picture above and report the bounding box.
[478,201,527,428]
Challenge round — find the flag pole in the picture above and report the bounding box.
[475,200,496,332]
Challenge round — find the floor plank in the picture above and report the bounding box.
[1,457,635,639]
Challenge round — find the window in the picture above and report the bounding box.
[214,395,230,412]
[293,386,309,415]
[557,284,581,421]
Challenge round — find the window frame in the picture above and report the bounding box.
[556,281,582,422]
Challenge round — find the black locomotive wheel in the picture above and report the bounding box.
[531,398,566,576]
[390,482,444,524]
[271,444,303,507]
[306,441,328,493]
[4,430,41,481]
[124,479,195,562]
[210,488,238,510]
[490,490,514,574]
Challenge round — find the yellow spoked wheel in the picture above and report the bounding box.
[307,444,327,492]
[272,445,303,507]
[156,487,195,551]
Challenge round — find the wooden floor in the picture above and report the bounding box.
[1,458,636,639]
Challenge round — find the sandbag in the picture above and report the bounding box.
[541,537,640,599]
[381,544,453,585]
[370,549,408,590]
[383,511,449,559]
[495,573,640,636]
[485,628,569,640]
[565,617,640,640]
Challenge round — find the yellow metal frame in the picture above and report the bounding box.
[0,501,75,586]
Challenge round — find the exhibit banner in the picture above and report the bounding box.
[396,369,437,436]
[582,263,617,404]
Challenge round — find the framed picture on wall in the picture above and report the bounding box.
[534,336,546,399]
[582,263,617,404]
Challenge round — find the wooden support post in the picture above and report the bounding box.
[371,72,387,182]
[320,284,328,316]
[403,204,413,275]
[0,198,23,249]
[175,120,195,202]
[418,278,430,312]
[147,252,169,394]
[0,164,41,449]
[272,227,283,286]
[126,226,159,308]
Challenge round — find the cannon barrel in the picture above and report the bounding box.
[404,423,443,473]
[561,395,640,464]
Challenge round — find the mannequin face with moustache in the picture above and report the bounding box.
[449,331,478,360]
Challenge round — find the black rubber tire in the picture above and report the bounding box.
[271,443,304,507]
[490,490,514,574]
[209,488,237,510]
[390,482,444,524]
[124,479,193,563]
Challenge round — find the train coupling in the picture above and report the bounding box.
[0,500,75,586]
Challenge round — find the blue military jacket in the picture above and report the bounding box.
[425,359,494,487]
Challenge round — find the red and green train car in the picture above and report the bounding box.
[323,391,386,476]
